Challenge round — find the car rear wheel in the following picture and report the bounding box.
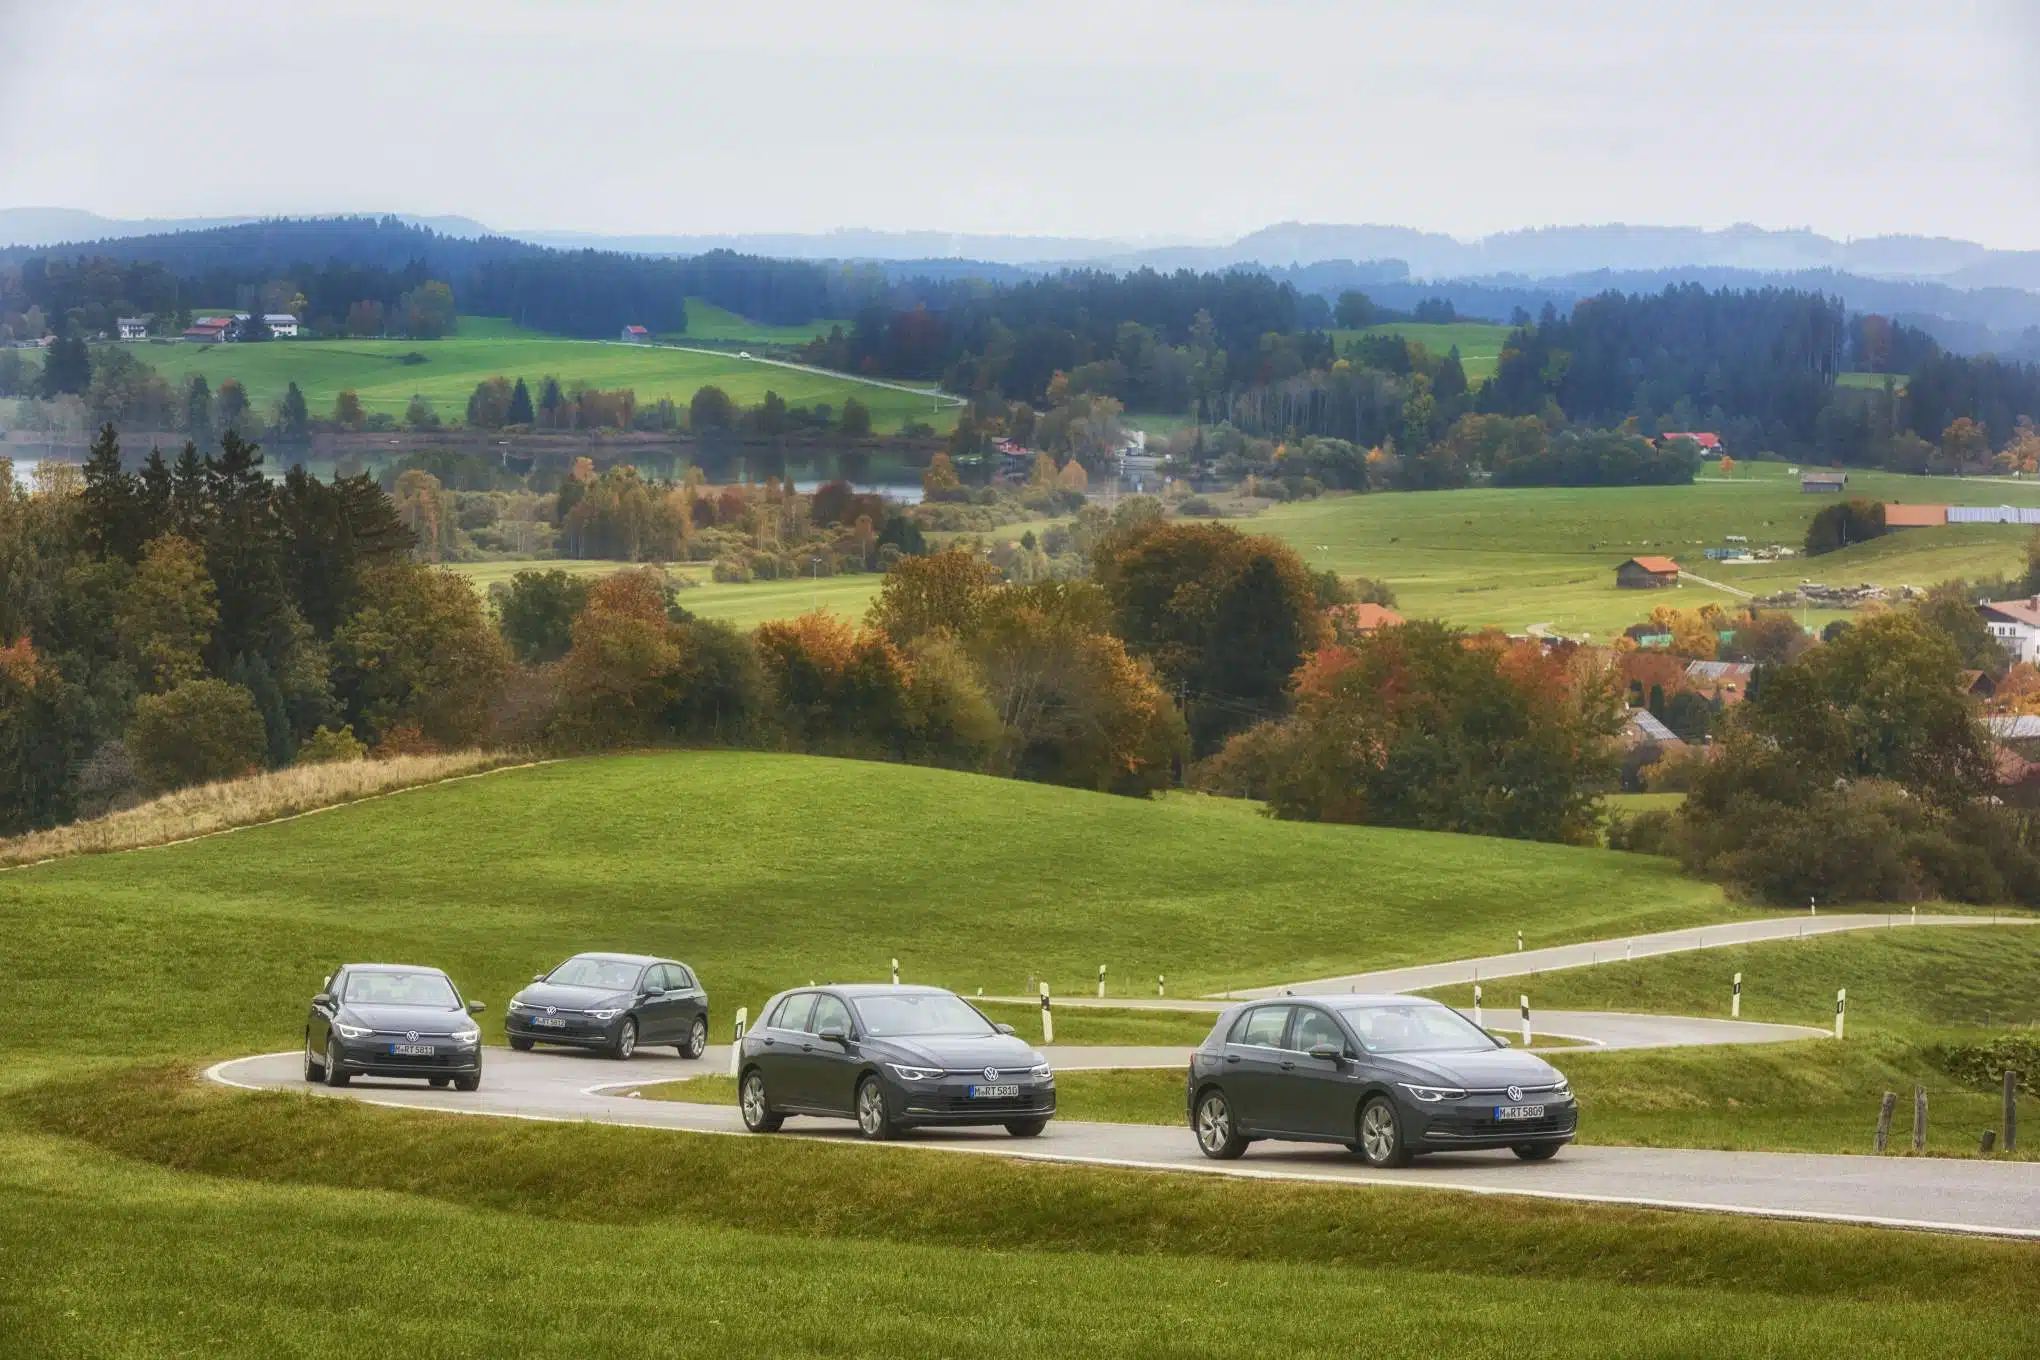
[855,1076,898,1141]
[739,1069,783,1132]
[1194,1088,1247,1160]
[303,1033,325,1083]
[508,1035,535,1052]
[1357,1096,1411,1167]
[610,1017,637,1060]
[1513,1142,1561,1162]
[323,1038,350,1087]
[680,1015,708,1060]
[452,1072,480,1092]
[1004,1118,1047,1138]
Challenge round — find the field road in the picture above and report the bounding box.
[212,1047,2040,1238]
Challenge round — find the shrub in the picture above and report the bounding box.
[72,741,141,819]
[1933,1036,2040,1096]
[1605,809,1677,856]
[1176,495,1221,517]
[297,725,368,765]
[128,679,268,793]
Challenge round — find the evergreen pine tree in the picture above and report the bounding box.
[229,653,295,767]
[139,446,174,542]
[280,381,310,439]
[81,424,145,562]
[184,375,211,436]
[171,441,209,539]
[39,335,91,396]
[507,376,535,426]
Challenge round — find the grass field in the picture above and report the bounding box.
[1246,461,2040,636]
[1335,322,1513,385]
[676,297,850,346]
[2,752,2031,1354]
[90,318,954,432]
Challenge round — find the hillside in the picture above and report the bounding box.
[1246,462,2040,636]
[0,751,1736,1066]
[73,324,954,432]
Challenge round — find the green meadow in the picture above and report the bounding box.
[1337,321,1513,384]
[1243,461,2040,636]
[676,296,851,345]
[91,317,955,432]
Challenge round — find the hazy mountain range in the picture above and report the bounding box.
[9,207,2040,292]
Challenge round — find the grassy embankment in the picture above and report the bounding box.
[1,752,2030,1354]
[86,314,953,432]
[1334,321,1513,384]
[1244,460,2040,636]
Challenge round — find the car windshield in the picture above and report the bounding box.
[344,971,458,1008]
[851,993,996,1038]
[1336,1002,1492,1054]
[546,958,641,991]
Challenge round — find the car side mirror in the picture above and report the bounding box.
[1492,1033,1512,1048]
[817,1025,847,1043]
[467,1000,486,1014]
[642,986,665,998]
[312,993,332,1008]
[994,1022,1016,1036]
[1308,1043,1344,1062]
[532,973,546,983]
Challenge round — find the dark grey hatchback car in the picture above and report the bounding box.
[505,953,709,1060]
[305,963,486,1090]
[737,985,1055,1139]
[1186,995,1576,1166]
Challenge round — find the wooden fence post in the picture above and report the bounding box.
[1874,1090,1897,1152]
[1913,1085,1928,1152]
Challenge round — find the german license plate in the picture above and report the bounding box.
[533,1017,567,1028]
[1495,1104,1545,1120]
[968,1083,1019,1099]
[390,1043,436,1057]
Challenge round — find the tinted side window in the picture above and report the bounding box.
[809,995,852,1035]
[1292,1008,1345,1052]
[670,964,696,990]
[1230,1006,1292,1048]
[776,993,816,1032]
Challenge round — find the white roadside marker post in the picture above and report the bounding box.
[1520,995,1532,1047]
[1810,896,1817,917]
[1732,972,1742,1019]
[727,1006,747,1078]
[1473,984,1483,1031]
[1157,973,1165,999]
[890,957,899,986]
[1516,930,1524,952]
[1098,964,1107,999]
[1835,987,1847,1040]
[1039,982,1053,1045]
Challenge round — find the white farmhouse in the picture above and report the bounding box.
[1978,596,2040,664]
[116,317,149,341]
[264,313,300,338]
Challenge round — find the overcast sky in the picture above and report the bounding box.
[4,0,2037,247]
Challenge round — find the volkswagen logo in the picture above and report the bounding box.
[983,1066,1000,1081]
[1506,1085,1523,1102]
[545,1005,556,1015]
[406,1030,419,1042]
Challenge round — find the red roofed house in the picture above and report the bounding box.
[1615,556,1681,589]
[1660,432,1722,456]
[1882,504,1947,529]
[183,317,232,343]
[620,325,650,343]
[1330,602,1405,633]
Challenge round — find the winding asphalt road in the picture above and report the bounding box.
[209,911,2040,1237]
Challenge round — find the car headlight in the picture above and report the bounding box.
[451,1027,480,1044]
[333,1021,373,1040]
[1028,1064,1053,1082]
[888,1063,943,1081]
[1551,1074,1570,1097]
[506,999,530,1013]
[586,1008,623,1021]
[1399,1083,1467,1103]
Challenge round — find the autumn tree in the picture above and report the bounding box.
[466,376,516,428]
[127,678,267,792]
[867,549,1001,646]
[495,568,593,664]
[839,397,872,437]
[1091,519,1329,751]
[114,534,217,692]
[1804,498,1886,556]
[921,450,964,499]
[754,611,910,752]
[333,389,365,428]
[330,563,510,748]
[690,385,735,431]
[1940,417,1990,473]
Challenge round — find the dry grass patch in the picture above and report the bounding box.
[0,751,527,868]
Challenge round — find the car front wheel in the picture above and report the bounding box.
[1194,1088,1247,1160]
[1513,1142,1561,1162]
[303,1032,325,1083]
[1004,1118,1047,1138]
[452,1072,480,1092]
[739,1069,783,1133]
[323,1038,350,1087]
[508,1035,534,1052]
[610,1017,637,1060]
[680,1015,708,1060]
[1357,1096,1411,1167]
[855,1076,898,1141]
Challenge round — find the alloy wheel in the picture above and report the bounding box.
[616,1019,636,1059]
[687,1017,707,1058]
[1197,1093,1230,1152]
[1361,1102,1397,1162]
[857,1080,889,1137]
[741,1073,767,1126]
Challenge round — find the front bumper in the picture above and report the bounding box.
[1410,1094,1578,1149]
[334,1039,482,1078]
[505,1010,624,1048]
[897,1077,1056,1126]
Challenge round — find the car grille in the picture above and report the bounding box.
[930,1094,1052,1113]
[1429,1109,1578,1139]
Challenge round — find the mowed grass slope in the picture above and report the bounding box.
[1336,321,1513,384]
[0,751,1738,1070]
[97,323,953,431]
[1247,461,2040,635]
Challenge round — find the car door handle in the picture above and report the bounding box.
[1279,1061,1296,1071]
[801,1043,815,1052]
[1224,1053,1241,1064]
[762,1037,775,1046]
